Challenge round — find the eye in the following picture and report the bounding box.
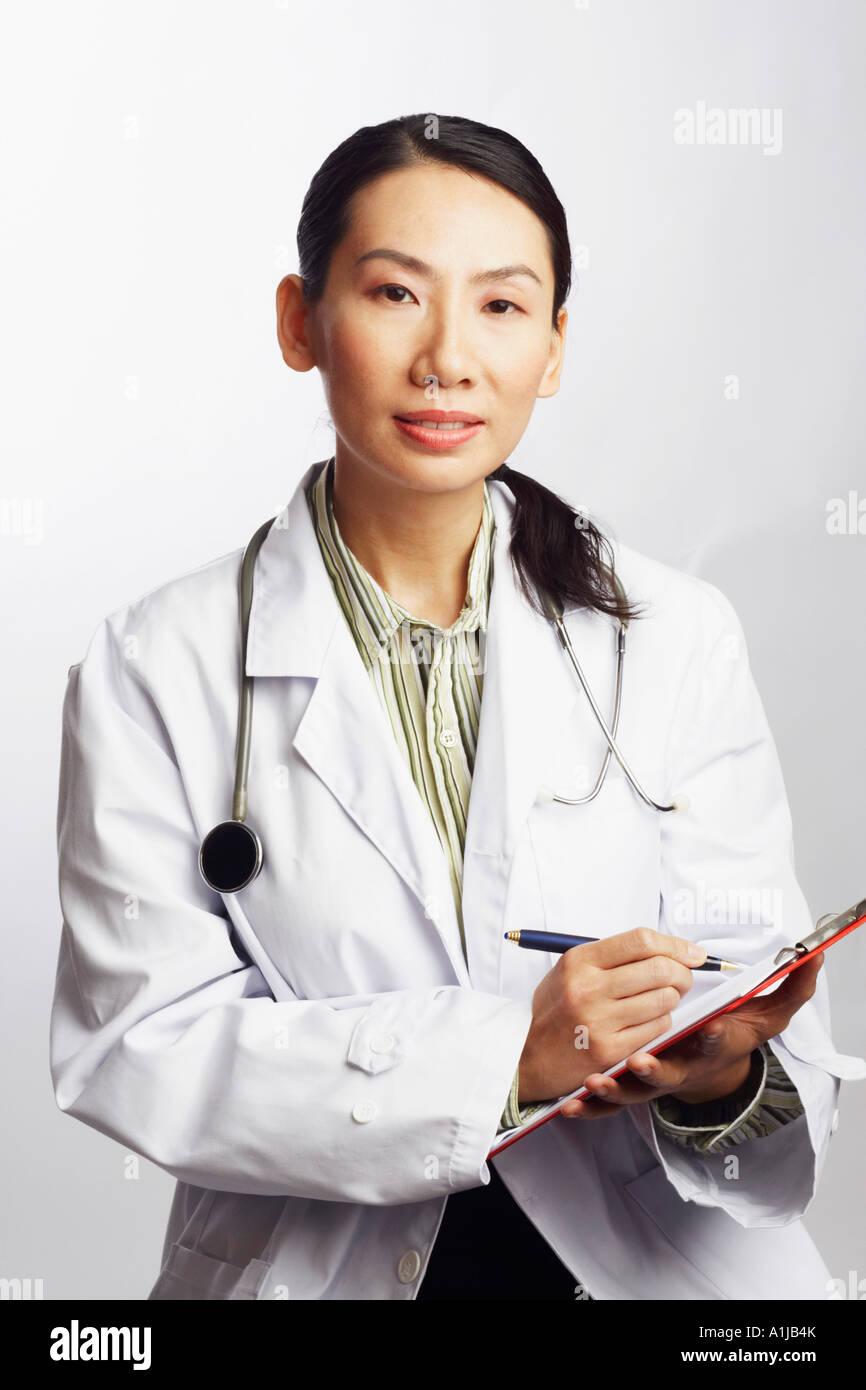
[373,284,417,304]
[486,299,520,315]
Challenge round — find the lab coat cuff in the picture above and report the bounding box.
[628,1033,860,1227]
[451,998,533,1188]
[649,1046,768,1153]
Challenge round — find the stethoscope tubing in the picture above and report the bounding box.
[233,515,275,823]
[551,615,677,813]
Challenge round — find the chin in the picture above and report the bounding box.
[347,439,484,493]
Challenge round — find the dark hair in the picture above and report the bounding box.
[296,112,644,625]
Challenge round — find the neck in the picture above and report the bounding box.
[330,455,485,629]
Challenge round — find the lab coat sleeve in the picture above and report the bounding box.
[49,617,533,1206]
[626,582,866,1226]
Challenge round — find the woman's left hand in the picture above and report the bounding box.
[560,954,823,1119]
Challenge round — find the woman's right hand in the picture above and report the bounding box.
[517,928,707,1103]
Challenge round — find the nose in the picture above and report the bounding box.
[411,301,479,394]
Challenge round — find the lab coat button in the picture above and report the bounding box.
[831,1108,840,1133]
[397,1249,422,1283]
[439,729,458,747]
[352,1101,377,1124]
[369,1032,395,1054]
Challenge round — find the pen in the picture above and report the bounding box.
[503,930,744,972]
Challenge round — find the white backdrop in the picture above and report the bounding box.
[2,0,863,1300]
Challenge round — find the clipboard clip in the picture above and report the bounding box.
[773,896,866,966]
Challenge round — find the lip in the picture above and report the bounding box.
[393,417,485,450]
[395,410,484,424]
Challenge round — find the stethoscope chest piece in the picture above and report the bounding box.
[199,820,263,894]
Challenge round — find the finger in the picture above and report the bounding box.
[602,985,683,1029]
[561,1073,639,1118]
[606,958,695,1002]
[592,926,707,972]
[564,1058,696,1117]
[623,1051,689,1091]
[735,955,824,1036]
[581,1071,647,1105]
[772,955,824,1016]
[689,1020,728,1056]
[625,1013,753,1089]
[613,1015,678,1057]
[561,1075,617,1119]
[562,1096,621,1120]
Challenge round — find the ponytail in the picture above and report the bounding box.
[487,463,645,625]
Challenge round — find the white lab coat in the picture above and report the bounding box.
[50,460,866,1301]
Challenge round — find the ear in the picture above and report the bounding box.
[276,274,318,373]
[537,306,567,401]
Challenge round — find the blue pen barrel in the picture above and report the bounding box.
[504,929,732,970]
[505,930,595,953]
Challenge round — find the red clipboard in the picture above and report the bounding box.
[488,895,866,1157]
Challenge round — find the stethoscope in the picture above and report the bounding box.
[535,579,684,816]
[198,514,683,895]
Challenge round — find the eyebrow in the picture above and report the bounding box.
[354,247,544,289]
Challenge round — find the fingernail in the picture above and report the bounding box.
[687,942,706,963]
[631,1064,652,1077]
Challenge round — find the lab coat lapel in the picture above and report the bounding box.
[245,462,471,985]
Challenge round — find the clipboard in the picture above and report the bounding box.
[488,895,866,1157]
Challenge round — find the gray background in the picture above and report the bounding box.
[2,0,863,1299]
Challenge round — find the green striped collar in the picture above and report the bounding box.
[307,456,496,664]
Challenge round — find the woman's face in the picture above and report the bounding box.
[277,162,567,496]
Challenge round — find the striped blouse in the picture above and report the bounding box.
[305,457,804,1151]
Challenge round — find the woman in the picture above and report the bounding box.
[50,114,861,1301]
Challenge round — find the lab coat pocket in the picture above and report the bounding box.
[622,1162,828,1300]
[147,1189,287,1301]
[620,1164,730,1299]
[147,1242,271,1301]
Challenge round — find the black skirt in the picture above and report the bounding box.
[416,1163,590,1300]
